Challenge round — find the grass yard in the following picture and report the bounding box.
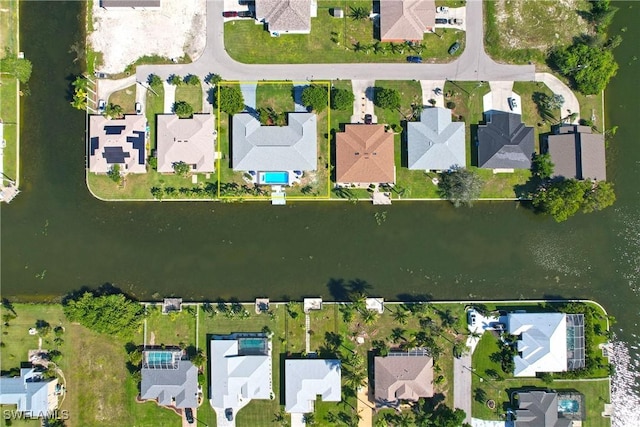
[108,84,136,114]
[145,83,165,151]
[225,0,465,64]
[175,84,203,114]
[145,305,197,347]
[485,0,591,65]
[0,76,18,181]
[255,83,294,113]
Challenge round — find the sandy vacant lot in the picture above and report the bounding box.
[90,0,206,74]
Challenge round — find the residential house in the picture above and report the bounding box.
[514,391,572,427]
[0,368,59,418]
[209,334,272,417]
[232,113,317,174]
[476,111,534,170]
[89,114,147,174]
[335,124,395,186]
[379,0,436,42]
[255,0,313,34]
[546,124,606,181]
[374,350,433,407]
[285,359,341,414]
[156,114,215,174]
[140,349,198,408]
[407,107,466,171]
[508,313,585,377]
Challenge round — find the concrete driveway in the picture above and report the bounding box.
[239,83,257,116]
[535,72,580,123]
[163,81,176,114]
[420,80,446,108]
[482,81,520,114]
[97,74,136,104]
[453,353,472,425]
[350,80,376,124]
[434,6,467,31]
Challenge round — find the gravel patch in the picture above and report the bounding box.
[90,0,206,74]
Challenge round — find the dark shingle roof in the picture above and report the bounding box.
[515,391,571,427]
[547,125,606,181]
[476,112,534,169]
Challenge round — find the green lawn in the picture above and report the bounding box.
[108,84,136,114]
[0,76,18,181]
[255,83,294,113]
[484,0,591,65]
[225,0,465,64]
[175,84,203,114]
[145,83,165,151]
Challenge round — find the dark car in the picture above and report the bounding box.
[184,408,194,424]
[225,408,234,421]
[448,42,461,55]
[238,10,254,18]
[222,11,238,17]
[364,114,373,124]
[406,56,422,63]
[435,18,448,24]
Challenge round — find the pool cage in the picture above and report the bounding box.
[558,391,586,421]
[566,314,585,371]
[142,349,182,370]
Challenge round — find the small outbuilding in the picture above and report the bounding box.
[331,8,344,18]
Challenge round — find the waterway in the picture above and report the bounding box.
[1,1,638,347]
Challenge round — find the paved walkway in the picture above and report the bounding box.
[305,313,311,353]
[356,381,374,427]
[453,354,472,425]
[163,82,176,114]
[350,80,376,124]
[534,73,580,123]
[135,82,147,116]
[420,80,446,108]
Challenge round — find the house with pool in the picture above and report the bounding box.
[231,112,317,186]
[139,349,198,409]
[513,390,584,426]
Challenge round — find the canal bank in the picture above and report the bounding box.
[1,0,639,348]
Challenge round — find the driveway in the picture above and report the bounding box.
[420,80,446,108]
[136,0,535,83]
[163,81,176,114]
[97,74,136,104]
[453,354,472,425]
[239,83,257,116]
[214,408,235,427]
[534,72,580,123]
[350,80,376,124]
[135,81,147,116]
[293,84,308,112]
[483,81,519,114]
[434,6,467,31]
[356,381,374,427]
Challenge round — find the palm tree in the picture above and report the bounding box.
[372,41,386,55]
[388,42,404,55]
[400,334,418,351]
[410,42,425,54]
[453,340,470,358]
[303,413,316,425]
[392,307,409,325]
[350,292,367,313]
[362,309,378,325]
[339,303,355,323]
[352,41,367,53]
[105,103,124,118]
[70,91,87,110]
[391,327,406,343]
[348,6,369,21]
[72,75,89,91]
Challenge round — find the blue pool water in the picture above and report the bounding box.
[146,351,173,364]
[260,171,289,185]
[558,399,579,413]
[238,338,267,354]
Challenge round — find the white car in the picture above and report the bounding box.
[508,97,518,110]
[468,311,477,327]
[436,6,449,13]
[98,99,106,114]
[135,102,142,115]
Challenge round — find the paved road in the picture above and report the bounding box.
[136,0,535,83]
[453,354,472,425]
[534,73,580,123]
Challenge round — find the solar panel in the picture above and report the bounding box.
[127,131,146,164]
[104,125,126,135]
[90,137,100,156]
[103,146,130,164]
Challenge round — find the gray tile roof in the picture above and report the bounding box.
[255,0,311,33]
[515,391,571,427]
[209,337,272,411]
[0,368,58,416]
[156,114,215,173]
[380,0,436,41]
[477,112,535,169]
[285,359,341,413]
[232,113,317,172]
[407,107,466,171]
[374,354,433,406]
[547,125,606,181]
[140,360,198,408]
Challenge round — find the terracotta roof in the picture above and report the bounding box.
[336,124,395,184]
[255,0,311,33]
[89,114,147,174]
[374,354,433,406]
[379,0,436,42]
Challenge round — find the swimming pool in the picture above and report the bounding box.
[238,338,267,355]
[259,171,289,185]
[558,399,579,413]
[145,351,176,368]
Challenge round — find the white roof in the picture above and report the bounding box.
[209,339,272,410]
[285,359,341,413]
[366,298,384,313]
[304,298,322,312]
[508,313,567,377]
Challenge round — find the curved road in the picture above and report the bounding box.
[136,0,536,83]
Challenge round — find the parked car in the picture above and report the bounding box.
[135,102,142,115]
[448,42,461,55]
[448,18,463,25]
[435,18,448,24]
[468,311,477,327]
[436,6,449,13]
[406,56,422,63]
[508,97,518,110]
[98,99,106,114]
[94,72,107,79]
[225,408,234,421]
[238,10,254,18]
[222,11,238,17]
[184,408,194,424]
[364,114,373,124]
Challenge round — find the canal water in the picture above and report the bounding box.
[1,1,638,347]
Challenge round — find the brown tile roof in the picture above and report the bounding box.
[335,124,395,184]
[156,114,215,173]
[374,354,433,405]
[380,0,436,42]
[547,133,578,180]
[547,125,606,181]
